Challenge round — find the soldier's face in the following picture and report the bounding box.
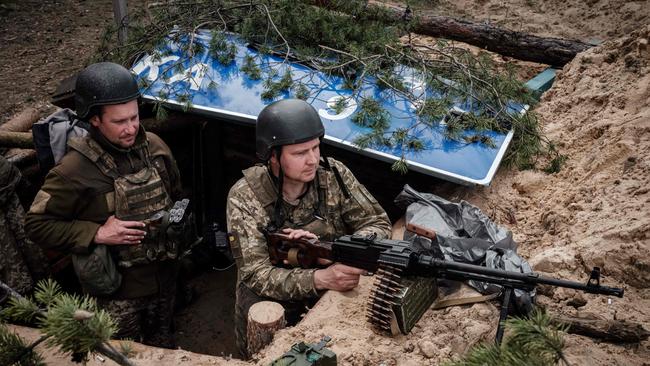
[273,138,320,183]
[90,100,140,148]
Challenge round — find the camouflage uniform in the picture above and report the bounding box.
[226,158,391,357]
[0,155,48,296]
[25,126,182,348]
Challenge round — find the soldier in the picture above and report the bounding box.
[0,155,47,296]
[227,98,392,358]
[25,62,183,348]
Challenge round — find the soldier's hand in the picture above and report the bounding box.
[94,215,146,245]
[281,228,317,240]
[313,263,367,292]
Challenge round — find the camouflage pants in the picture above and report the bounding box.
[0,194,47,295]
[235,283,317,359]
[97,283,177,349]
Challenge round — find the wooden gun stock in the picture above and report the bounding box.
[266,232,333,269]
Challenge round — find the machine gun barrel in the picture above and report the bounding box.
[415,255,624,298]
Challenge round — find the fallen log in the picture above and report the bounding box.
[554,316,650,343]
[0,107,40,132]
[5,148,38,169]
[312,1,592,66]
[0,130,33,149]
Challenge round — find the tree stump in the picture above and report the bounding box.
[247,301,286,356]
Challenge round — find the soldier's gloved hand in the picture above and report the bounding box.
[94,215,146,245]
[313,263,367,292]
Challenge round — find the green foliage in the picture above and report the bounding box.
[1,296,41,324]
[417,97,453,126]
[0,324,45,366]
[154,103,169,121]
[391,159,409,174]
[262,69,294,100]
[94,0,563,175]
[542,142,568,173]
[41,294,117,356]
[33,279,61,307]
[1,279,123,365]
[209,31,237,65]
[241,55,262,80]
[119,340,135,358]
[332,97,349,114]
[543,154,568,174]
[444,309,569,366]
[293,82,310,100]
[352,98,390,130]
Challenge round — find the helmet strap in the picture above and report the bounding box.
[271,146,285,230]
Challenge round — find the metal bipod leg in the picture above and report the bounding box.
[495,287,513,345]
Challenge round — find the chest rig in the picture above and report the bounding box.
[68,137,173,267]
[243,159,349,243]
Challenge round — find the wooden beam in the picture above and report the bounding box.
[0,131,33,149]
[554,316,650,343]
[311,1,592,66]
[0,107,40,132]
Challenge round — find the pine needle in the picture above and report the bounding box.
[0,324,45,366]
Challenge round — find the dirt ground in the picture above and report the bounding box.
[1,0,649,365]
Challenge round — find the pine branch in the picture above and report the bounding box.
[0,324,46,366]
[443,309,569,366]
[94,0,563,174]
[1,280,134,366]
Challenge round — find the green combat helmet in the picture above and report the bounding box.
[270,336,337,366]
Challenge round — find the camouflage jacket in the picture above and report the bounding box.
[25,126,182,299]
[226,158,391,301]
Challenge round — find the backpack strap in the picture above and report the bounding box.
[67,137,119,180]
[320,157,350,199]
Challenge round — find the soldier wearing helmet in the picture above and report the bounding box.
[227,98,391,358]
[25,62,183,348]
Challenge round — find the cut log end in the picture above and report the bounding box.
[247,301,286,356]
[249,301,285,325]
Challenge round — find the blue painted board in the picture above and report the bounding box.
[132,31,523,185]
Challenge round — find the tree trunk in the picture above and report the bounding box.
[0,131,33,149]
[554,316,650,343]
[313,1,592,67]
[247,301,286,356]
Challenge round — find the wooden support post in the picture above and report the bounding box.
[112,0,128,45]
[247,301,286,356]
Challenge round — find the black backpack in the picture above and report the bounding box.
[32,108,89,173]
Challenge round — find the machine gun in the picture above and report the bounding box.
[265,227,624,344]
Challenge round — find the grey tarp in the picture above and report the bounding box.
[395,184,534,312]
